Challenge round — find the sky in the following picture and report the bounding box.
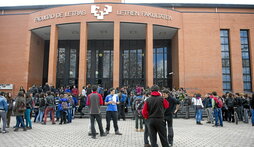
[0,0,254,7]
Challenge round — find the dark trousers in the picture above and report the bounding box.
[165,115,174,145]
[148,118,169,147]
[15,115,25,128]
[227,107,234,122]
[90,114,104,136]
[7,109,12,127]
[60,111,67,124]
[144,120,151,144]
[118,104,126,120]
[106,111,119,132]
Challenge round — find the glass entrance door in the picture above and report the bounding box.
[120,40,145,88]
[56,41,79,88]
[87,40,113,88]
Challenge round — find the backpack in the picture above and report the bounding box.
[61,101,68,110]
[17,101,26,112]
[216,98,223,108]
[227,98,234,108]
[39,98,46,107]
[135,99,144,118]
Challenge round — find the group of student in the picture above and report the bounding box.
[191,92,254,127]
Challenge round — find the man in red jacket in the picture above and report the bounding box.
[142,85,170,147]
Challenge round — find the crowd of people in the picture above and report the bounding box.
[0,83,254,147]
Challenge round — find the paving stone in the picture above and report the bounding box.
[0,117,254,147]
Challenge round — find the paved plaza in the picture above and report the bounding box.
[0,117,254,147]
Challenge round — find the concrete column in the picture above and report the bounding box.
[230,28,243,93]
[146,23,153,87]
[78,22,88,92]
[48,25,58,87]
[113,21,120,88]
[249,28,254,92]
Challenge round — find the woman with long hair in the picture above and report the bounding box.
[13,91,27,131]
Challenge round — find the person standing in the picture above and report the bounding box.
[43,92,56,125]
[118,90,127,121]
[212,92,223,127]
[162,89,180,146]
[13,91,27,131]
[0,92,8,133]
[86,85,107,139]
[142,85,169,147]
[193,93,204,125]
[6,92,13,128]
[250,94,254,126]
[71,85,79,97]
[105,88,122,135]
[25,93,33,129]
[204,93,214,124]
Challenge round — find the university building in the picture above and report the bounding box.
[0,0,254,95]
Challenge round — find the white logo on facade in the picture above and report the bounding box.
[91,5,112,20]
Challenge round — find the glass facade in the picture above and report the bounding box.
[120,40,145,87]
[56,41,79,88]
[153,40,171,88]
[220,30,232,92]
[240,30,252,92]
[87,40,113,88]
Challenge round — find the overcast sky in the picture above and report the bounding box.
[0,0,254,7]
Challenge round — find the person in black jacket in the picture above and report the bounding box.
[225,93,235,122]
[142,85,170,147]
[162,89,180,147]
[250,94,254,126]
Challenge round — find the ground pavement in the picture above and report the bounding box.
[0,117,254,147]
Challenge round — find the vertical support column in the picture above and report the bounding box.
[230,28,243,93]
[48,25,58,87]
[78,22,88,92]
[146,23,153,87]
[113,21,120,88]
[249,28,254,92]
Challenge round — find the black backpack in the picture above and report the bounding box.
[227,98,234,108]
[135,99,144,118]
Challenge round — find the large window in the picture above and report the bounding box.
[220,30,232,92]
[240,30,252,92]
[153,40,171,88]
[56,41,79,88]
[120,40,145,87]
[87,40,113,88]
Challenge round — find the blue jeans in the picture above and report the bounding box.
[16,116,25,128]
[214,108,223,126]
[196,109,202,123]
[252,109,254,125]
[25,109,32,127]
[36,110,44,122]
[67,109,72,123]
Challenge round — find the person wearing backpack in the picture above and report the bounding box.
[193,93,204,125]
[204,93,214,124]
[43,91,56,125]
[162,89,180,146]
[67,93,74,123]
[58,94,69,125]
[33,93,40,123]
[13,91,27,132]
[212,92,223,127]
[133,92,144,132]
[225,93,235,122]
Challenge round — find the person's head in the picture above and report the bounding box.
[18,91,24,97]
[40,93,45,98]
[0,92,4,96]
[92,85,98,92]
[109,88,115,95]
[34,93,39,98]
[150,85,160,92]
[235,93,240,97]
[212,91,217,96]
[196,93,201,98]
[64,93,68,98]
[26,92,32,99]
[83,86,86,89]
[228,93,233,98]
[162,89,170,98]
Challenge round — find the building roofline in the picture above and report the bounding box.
[0,3,254,10]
